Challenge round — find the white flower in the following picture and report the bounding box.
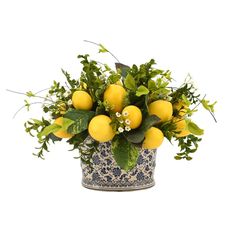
[118,127,124,133]
[116,112,121,117]
[125,126,131,131]
[119,119,124,124]
[125,119,131,125]
[63,91,71,97]
[123,111,129,117]
[68,99,73,106]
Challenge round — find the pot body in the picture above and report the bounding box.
[81,141,156,191]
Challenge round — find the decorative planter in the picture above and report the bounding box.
[81,141,156,191]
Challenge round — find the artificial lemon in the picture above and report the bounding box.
[142,127,164,149]
[122,105,142,129]
[103,84,127,112]
[53,117,73,139]
[88,115,115,142]
[72,90,93,110]
[173,118,191,137]
[148,100,173,122]
[173,101,188,117]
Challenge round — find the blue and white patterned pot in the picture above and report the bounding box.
[81,141,156,191]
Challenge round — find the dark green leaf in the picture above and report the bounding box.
[125,115,160,143]
[111,136,139,171]
[115,63,130,77]
[64,109,95,134]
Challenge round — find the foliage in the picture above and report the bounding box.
[111,135,139,171]
[10,42,216,171]
[174,135,202,160]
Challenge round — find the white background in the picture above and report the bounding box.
[0,0,235,235]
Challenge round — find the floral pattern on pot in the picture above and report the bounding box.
[81,142,156,191]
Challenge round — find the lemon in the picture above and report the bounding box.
[142,127,164,149]
[88,115,115,142]
[53,117,73,139]
[173,101,188,117]
[122,105,142,129]
[72,91,93,110]
[148,100,173,122]
[173,118,191,137]
[103,84,127,112]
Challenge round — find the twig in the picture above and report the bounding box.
[12,102,51,119]
[83,40,121,63]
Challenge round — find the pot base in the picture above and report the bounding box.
[82,181,155,191]
[81,141,156,192]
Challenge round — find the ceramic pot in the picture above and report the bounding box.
[81,141,156,191]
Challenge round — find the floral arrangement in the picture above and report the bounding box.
[11,42,216,171]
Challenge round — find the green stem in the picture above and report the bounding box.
[6,89,54,103]
[83,40,121,63]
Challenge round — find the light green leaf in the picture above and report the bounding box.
[111,136,139,171]
[136,85,149,97]
[26,91,35,97]
[148,80,157,91]
[187,121,204,136]
[124,74,136,91]
[64,110,95,134]
[181,94,191,106]
[60,118,74,131]
[38,123,61,139]
[201,99,217,113]
[98,44,109,53]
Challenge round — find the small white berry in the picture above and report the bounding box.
[125,119,131,125]
[118,127,124,133]
[125,126,131,131]
[123,111,129,117]
[68,99,73,106]
[116,112,121,117]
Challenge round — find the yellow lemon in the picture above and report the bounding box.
[88,115,115,142]
[103,84,127,112]
[173,101,188,117]
[72,91,93,110]
[53,117,73,139]
[173,118,191,137]
[122,105,142,129]
[148,100,173,122]
[142,127,164,149]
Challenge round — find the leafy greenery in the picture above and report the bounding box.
[112,135,139,171]
[175,135,202,160]
[10,42,216,170]
[201,99,217,113]
[24,118,57,159]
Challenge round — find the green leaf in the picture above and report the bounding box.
[38,123,61,139]
[124,74,136,91]
[111,136,139,171]
[115,63,130,77]
[125,115,160,143]
[60,118,74,131]
[148,80,157,91]
[136,85,149,97]
[201,99,217,113]
[64,109,95,134]
[98,44,109,53]
[26,91,35,97]
[187,121,204,136]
